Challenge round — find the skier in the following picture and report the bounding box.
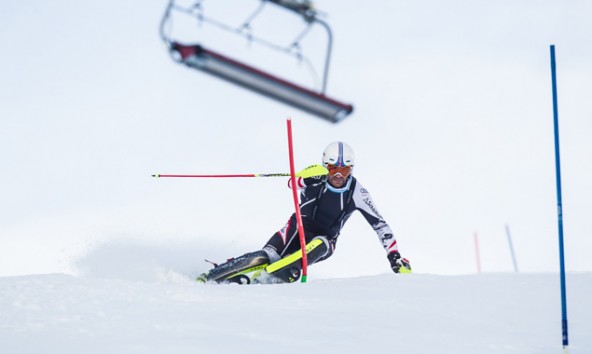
[197,141,411,284]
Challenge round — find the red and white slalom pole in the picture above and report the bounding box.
[286,118,309,283]
[474,232,482,274]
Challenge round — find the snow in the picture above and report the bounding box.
[1,271,591,354]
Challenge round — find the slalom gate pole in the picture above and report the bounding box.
[473,232,482,274]
[550,44,569,353]
[504,224,519,273]
[286,118,308,283]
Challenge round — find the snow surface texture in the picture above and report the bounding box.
[1,271,591,354]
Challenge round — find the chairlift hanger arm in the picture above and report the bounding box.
[159,0,175,43]
[266,0,332,93]
[312,18,332,94]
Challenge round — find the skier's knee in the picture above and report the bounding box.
[310,236,333,264]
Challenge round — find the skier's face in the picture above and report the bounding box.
[326,163,351,188]
[328,172,347,188]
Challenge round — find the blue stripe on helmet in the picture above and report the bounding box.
[337,142,344,166]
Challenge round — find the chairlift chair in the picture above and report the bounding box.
[160,0,354,123]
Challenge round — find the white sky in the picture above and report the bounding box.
[1,0,591,277]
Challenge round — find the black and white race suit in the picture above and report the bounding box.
[264,175,399,262]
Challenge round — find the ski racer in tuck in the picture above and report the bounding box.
[197,141,411,284]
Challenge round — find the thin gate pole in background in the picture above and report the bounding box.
[550,44,569,353]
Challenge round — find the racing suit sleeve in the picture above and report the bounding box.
[352,181,399,254]
[288,175,325,190]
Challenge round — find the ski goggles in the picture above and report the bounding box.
[326,164,352,177]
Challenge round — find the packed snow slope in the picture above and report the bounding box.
[1,271,590,354]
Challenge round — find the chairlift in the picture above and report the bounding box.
[159,0,354,123]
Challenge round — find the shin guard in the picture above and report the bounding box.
[265,237,330,283]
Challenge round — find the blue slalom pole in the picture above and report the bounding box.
[504,225,518,272]
[550,44,569,352]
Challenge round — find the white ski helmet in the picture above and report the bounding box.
[322,141,355,167]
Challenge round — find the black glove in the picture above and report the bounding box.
[387,251,412,274]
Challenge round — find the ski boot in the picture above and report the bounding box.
[196,250,270,284]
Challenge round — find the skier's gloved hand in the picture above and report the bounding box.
[388,251,412,274]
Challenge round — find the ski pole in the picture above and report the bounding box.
[152,164,327,179]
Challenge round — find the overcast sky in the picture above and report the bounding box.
[1,0,591,277]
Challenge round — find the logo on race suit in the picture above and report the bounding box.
[380,233,394,242]
[363,198,383,219]
[360,188,368,195]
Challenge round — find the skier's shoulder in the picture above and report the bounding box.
[350,177,370,196]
